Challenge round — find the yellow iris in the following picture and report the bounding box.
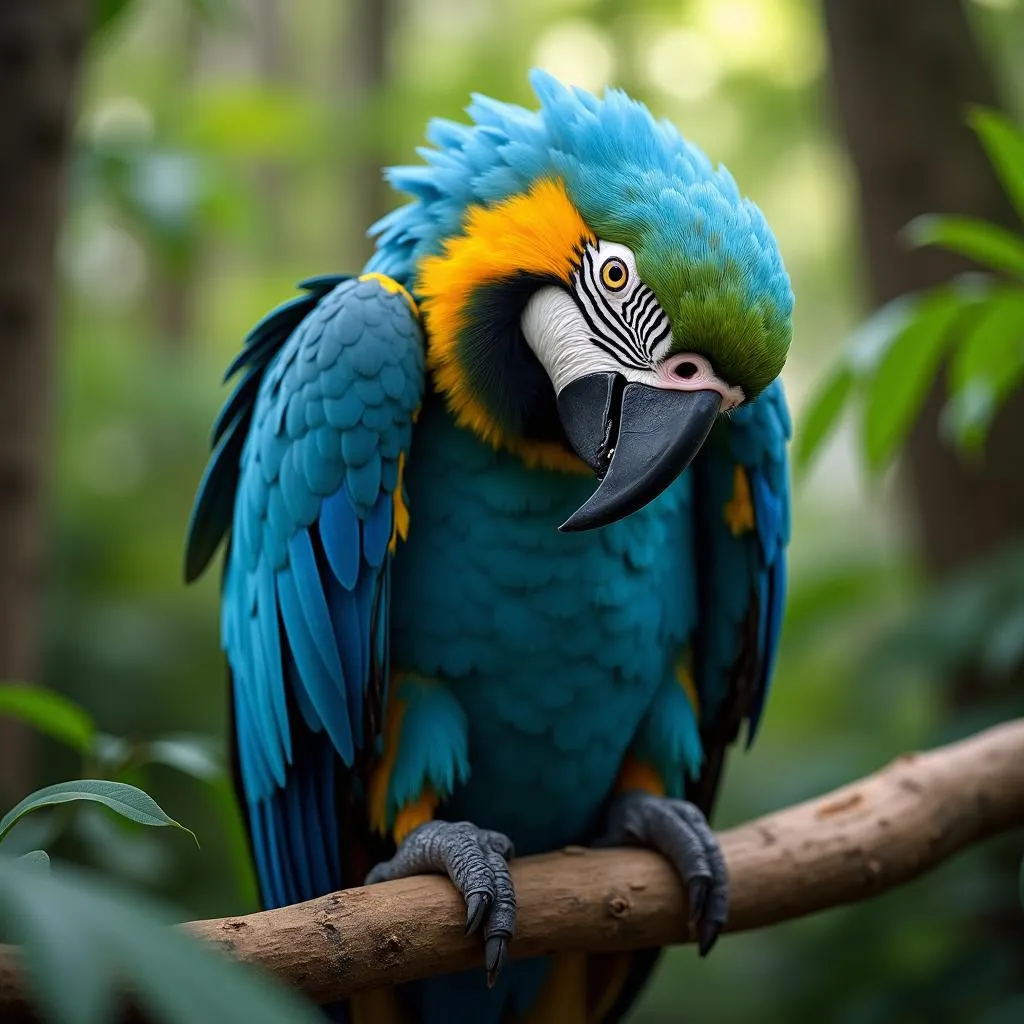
[600,256,628,291]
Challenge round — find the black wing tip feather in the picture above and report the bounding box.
[183,418,245,583]
[298,273,350,293]
[221,278,342,385]
[183,549,206,586]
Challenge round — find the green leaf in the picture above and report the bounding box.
[906,215,1024,278]
[969,107,1024,226]
[0,857,323,1024]
[943,288,1024,450]
[0,684,95,753]
[18,851,50,873]
[93,0,135,33]
[793,365,854,475]
[949,289,1024,396]
[0,858,113,1024]
[941,380,997,453]
[843,294,919,375]
[0,781,195,846]
[141,735,223,782]
[861,292,965,471]
[93,732,132,770]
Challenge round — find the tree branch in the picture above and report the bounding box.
[2,720,1022,1015]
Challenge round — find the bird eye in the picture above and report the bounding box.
[599,257,628,292]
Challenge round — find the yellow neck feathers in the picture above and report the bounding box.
[414,178,594,474]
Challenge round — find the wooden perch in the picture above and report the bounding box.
[1,719,1023,1016]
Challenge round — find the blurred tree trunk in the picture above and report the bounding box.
[824,0,1024,578]
[0,1,88,800]
[154,262,197,352]
[339,0,393,268]
[252,0,284,80]
[153,6,203,352]
[823,0,1023,971]
[251,0,287,259]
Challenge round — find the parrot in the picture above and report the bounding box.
[185,69,793,1024]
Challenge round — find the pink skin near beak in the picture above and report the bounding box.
[654,352,745,411]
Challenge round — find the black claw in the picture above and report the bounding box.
[485,935,509,988]
[698,920,720,958]
[482,847,516,985]
[688,876,709,923]
[464,891,490,935]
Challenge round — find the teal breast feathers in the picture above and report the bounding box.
[392,395,698,854]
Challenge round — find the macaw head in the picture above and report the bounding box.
[374,70,793,531]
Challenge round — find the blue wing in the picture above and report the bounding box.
[185,275,424,908]
[690,379,791,811]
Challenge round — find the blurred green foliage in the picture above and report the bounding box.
[797,108,1024,471]
[0,855,323,1024]
[20,0,1024,1021]
[0,688,321,1024]
[0,688,323,1024]
[0,682,222,888]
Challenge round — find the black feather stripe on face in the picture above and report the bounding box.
[570,245,673,373]
[576,249,650,367]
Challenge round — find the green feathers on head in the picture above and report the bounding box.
[640,255,792,401]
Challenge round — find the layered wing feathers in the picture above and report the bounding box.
[186,276,424,907]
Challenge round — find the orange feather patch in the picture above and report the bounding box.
[675,656,701,721]
[615,755,666,797]
[369,694,407,835]
[393,788,438,845]
[415,178,595,475]
[724,465,755,535]
[389,450,410,554]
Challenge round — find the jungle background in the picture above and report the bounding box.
[1,0,1023,1021]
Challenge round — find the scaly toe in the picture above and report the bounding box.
[596,793,729,957]
[365,820,517,983]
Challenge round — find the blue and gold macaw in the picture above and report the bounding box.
[185,71,792,1023]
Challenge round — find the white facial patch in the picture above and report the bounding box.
[571,241,674,370]
[521,239,745,411]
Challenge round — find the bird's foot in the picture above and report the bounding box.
[365,821,516,985]
[594,792,728,956]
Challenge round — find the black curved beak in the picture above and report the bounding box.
[557,372,721,532]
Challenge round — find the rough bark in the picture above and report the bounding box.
[823,0,1024,575]
[2,718,1022,1017]
[0,1,88,802]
